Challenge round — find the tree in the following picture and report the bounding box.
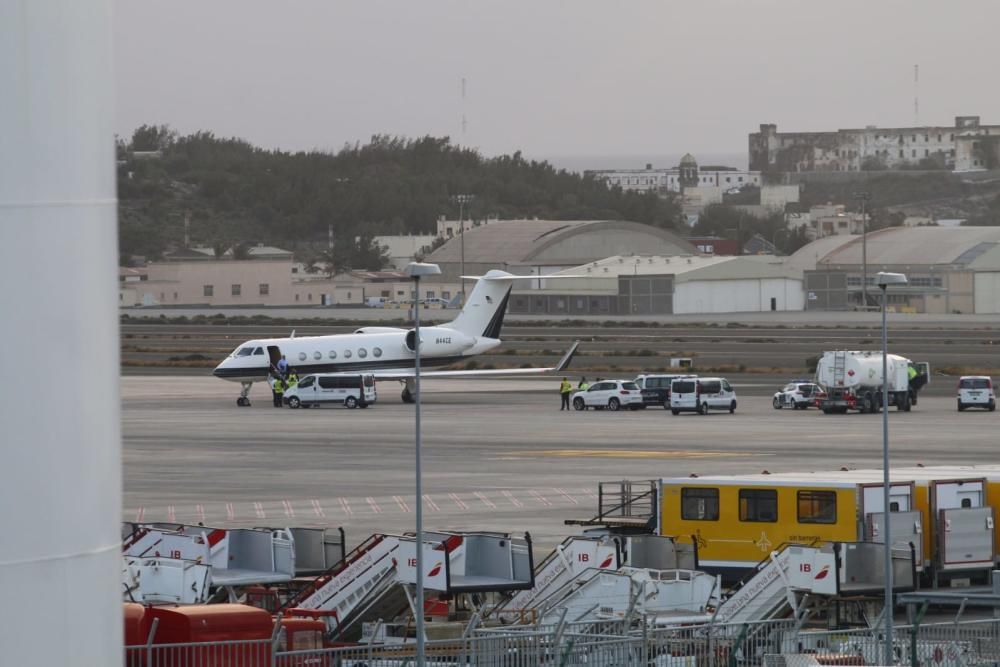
[130,124,176,152]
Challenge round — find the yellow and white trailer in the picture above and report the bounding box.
[658,465,999,582]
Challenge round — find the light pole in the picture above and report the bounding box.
[452,194,474,305]
[877,270,908,667]
[854,192,871,307]
[405,261,442,667]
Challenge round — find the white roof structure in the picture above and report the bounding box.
[799,227,1000,269]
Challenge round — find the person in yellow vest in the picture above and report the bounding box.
[560,377,573,410]
[286,369,299,389]
[272,375,286,408]
[578,377,589,391]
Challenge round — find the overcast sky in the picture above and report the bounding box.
[114,0,1000,165]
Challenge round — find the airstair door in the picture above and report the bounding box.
[866,510,924,570]
[860,481,914,515]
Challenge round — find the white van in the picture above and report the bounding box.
[669,377,736,415]
[284,373,377,409]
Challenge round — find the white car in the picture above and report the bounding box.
[957,376,996,412]
[772,381,824,410]
[670,377,737,415]
[572,380,643,412]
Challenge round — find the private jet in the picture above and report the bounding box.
[213,270,579,405]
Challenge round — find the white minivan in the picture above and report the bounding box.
[957,376,996,412]
[670,377,737,415]
[284,373,377,409]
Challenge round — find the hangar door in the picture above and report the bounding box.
[618,275,674,315]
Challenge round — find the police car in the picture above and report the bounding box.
[772,380,824,410]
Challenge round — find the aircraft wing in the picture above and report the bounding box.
[371,341,579,380]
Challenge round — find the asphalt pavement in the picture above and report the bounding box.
[123,375,995,549]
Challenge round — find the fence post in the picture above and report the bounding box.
[144,617,159,667]
[641,616,649,665]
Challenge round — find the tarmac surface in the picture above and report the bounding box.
[123,374,997,550]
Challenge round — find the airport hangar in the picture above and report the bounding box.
[802,226,1000,313]
[508,254,805,316]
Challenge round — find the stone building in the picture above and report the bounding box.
[750,116,1000,173]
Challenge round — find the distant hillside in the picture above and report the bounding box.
[117,126,682,266]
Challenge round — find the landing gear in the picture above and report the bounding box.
[237,382,253,407]
[401,378,416,404]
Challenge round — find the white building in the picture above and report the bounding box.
[366,234,437,270]
[511,254,804,315]
[586,159,761,195]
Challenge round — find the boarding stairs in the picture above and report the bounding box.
[712,545,837,626]
[284,531,534,641]
[535,566,720,625]
[122,523,295,603]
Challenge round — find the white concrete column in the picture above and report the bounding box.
[0,0,121,664]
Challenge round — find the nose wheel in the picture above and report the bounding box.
[237,382,253,407]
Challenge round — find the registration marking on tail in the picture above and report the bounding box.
[422,495,441,512]
[448,493,469,510]
[474,492,496,509]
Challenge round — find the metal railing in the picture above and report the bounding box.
[125,616,1000,666]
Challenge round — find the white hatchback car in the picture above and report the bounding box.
[670,377,737,415]
[957,376,996,412]
[572,380,643,412]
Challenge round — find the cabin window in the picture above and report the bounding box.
[344,350,353,358]
[739,489,778,522]
[797,490,837,524]
[313,351,322,360]
[298,352,307,361]
[329,351,337,359]
[373,347,382,358]
[681,488,719,520]
[358,348,368,358]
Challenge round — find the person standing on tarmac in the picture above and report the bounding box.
[272,375,286,407]
[286,368,299,389]
[578,377,589,391]
[560,377,573,410]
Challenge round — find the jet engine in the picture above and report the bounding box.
[403,327,476,356]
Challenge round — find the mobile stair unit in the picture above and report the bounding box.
[281,531,534,641]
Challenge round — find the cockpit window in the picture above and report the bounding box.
[253,347,264,355]
[235,347,254,357]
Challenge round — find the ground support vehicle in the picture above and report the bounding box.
[957,376,996,411]
[571,379,643,411]
[772,381,824,410]
[284,373,377,409]
[669,377,736,415]
[815,350,929,414]
[635,373,696,409]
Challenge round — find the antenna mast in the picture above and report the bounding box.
[913,64,919,126]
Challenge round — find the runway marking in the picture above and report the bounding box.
[474,492,496,509]
[393,495,411,513]
[226,503,235,521]
[254,502,266,519]
[311,499,325,518]
[282,499,295,518]
[423,495,441,512]
[196,504,206,523]
[339,498,353,516]
[505,449,764,460]
[531,490,552,507]
[582,487,598,500]
[554,488,579,505]
[502,490,524,508]
[449,493,469,510]
[167,505,175,522]
[366,497,383,514]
